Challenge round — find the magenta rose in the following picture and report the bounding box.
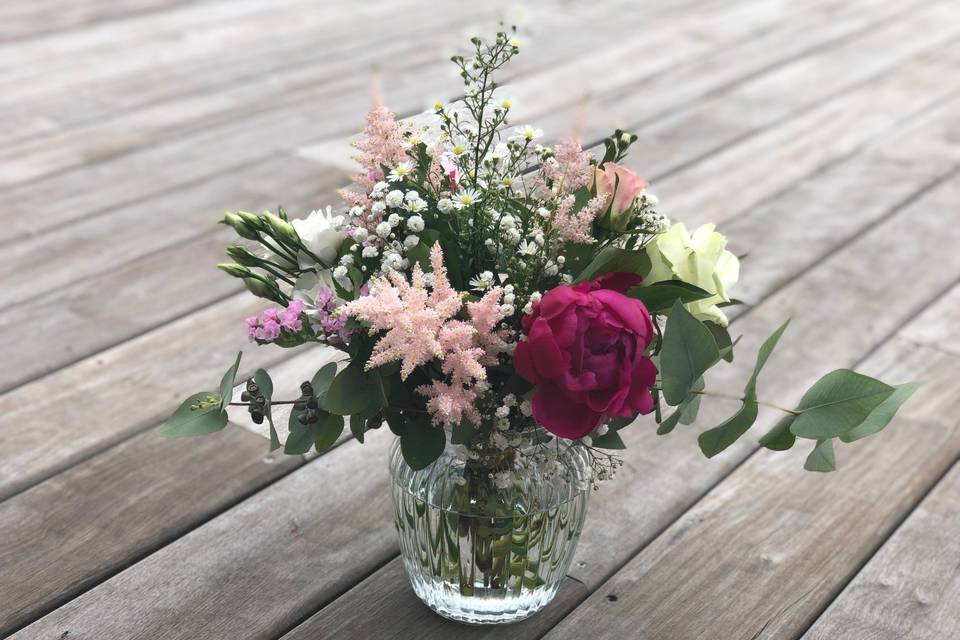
[513,273,657,439]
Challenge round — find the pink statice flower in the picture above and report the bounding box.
[309,286,355,346]
[245,300,306,343]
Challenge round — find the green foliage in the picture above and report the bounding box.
[574,246,651,284]
[253,369,281,451]
[839,382,919,443]
[591,429,626,449]
[804,439,836,472]
[696,321,788,458]
[323,364,385,416]
[788,370,895,439]
[313,413,345,454]
[451,419,479,445]
[756,370,916,471]
[706,322,736,363]
[627,281,712,313]
[399,418,447,470]
[158,392,228,437]
[311,363,338,400]
[218,352,242,410]
[659,301,721,405]
[350,414,368,444]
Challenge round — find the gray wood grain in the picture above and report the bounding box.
[1,0,951,392]
[544,332,960,639]
[21,125,960,640]
[0,293,302,501]
[0,426,302,636]
[8,431,397,640]
[803,462,960,640]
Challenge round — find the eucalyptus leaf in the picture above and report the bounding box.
[607,415,634,431]
[323,364,379,416]
[804,439,836,472]
[840,382,919,443]
[789,370,895,439]
[284,419,320,455]
[697,401,759,458]
[451,420,478,445]
[679,378,705,425]
[627,280,712,313]
[311,362,338,401]
[656,408,683,435]
[574,246,651,284]
[254,369,280,451]
[591,429,626,449]
[400,419,446,470]
[706,322,736,363]
[218,351,242,410]
[659,301,721,405]
[159,392,229,437]
[350,413,367,443]
[314,413,345,454]
[744,320,790,401]
[759,414,796,451]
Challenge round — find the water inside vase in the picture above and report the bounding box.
[389,438,592,624]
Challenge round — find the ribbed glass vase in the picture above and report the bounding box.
[389,432,592,625]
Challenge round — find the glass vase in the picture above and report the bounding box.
[389,431,592,625]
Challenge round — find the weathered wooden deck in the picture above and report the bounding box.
[1,0,959,638]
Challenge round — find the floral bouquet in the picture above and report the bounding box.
[160,28,915,624]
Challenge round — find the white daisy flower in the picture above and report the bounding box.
[404,199,426,213]
[512,125,543,142]
[387,162,413,182]
[455,189,481,209]
[518,239,538,256]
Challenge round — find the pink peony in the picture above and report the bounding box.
[513,273,657,439]
[591,162,648,230]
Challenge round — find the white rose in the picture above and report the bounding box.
[290,207,346,267]
[644,222,740,326]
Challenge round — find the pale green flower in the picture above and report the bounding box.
[644,222,740,326]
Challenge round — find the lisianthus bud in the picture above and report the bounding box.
[226,245,261,267]
[241,276,281,301]
[264,212,300,246]
[217,263,252,278]
[221,212,259,240]
[236,211,265,230]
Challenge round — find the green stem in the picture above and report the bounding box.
[689,390,800,415]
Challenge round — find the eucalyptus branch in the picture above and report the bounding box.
[689,390,800,415]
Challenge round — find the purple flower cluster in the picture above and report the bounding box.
[245,300,304,343]
[313,287,352,346]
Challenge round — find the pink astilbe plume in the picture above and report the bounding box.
[343,243,509,426]
[543,138,593,194]
[554,192,610,244]
[340,105,412,226]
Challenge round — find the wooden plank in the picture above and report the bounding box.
[0,0,199,43]
[657,41,960,226]
[16,120,960,640]
[543,312,960,639]
[0,291,303,501]
[7,432,398,640]
[0,153,338,392]
[0,0,944,379]
[0,0,822,236]
[0,426,303,637]
[281,557,589,640]
[802,462,960,640]
[259,142,960,640]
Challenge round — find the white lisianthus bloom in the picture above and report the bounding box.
[292,269,339,308]
[290,207,346,267]
[643,222,740,326]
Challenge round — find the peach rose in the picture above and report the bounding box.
[592,162,648,230]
